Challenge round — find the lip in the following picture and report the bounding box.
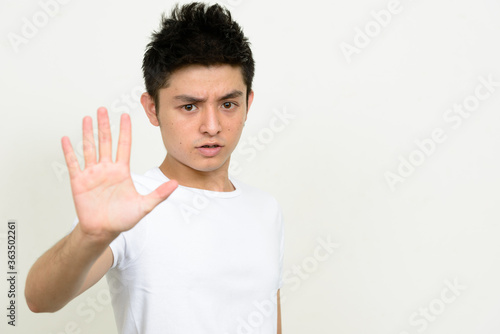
[196,143,224,157]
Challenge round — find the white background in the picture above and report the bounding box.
[1,0,500,333]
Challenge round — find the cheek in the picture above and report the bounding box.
[225,121,245,146]
[227,118,245,132]
[161,122,185,149]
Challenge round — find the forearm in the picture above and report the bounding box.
[25,223,115,313]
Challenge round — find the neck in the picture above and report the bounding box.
[158,155,234,192]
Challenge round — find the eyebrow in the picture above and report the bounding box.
[220,90,243,100]
[173,90,244,103]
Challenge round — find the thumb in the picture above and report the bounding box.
[141,180,179,214]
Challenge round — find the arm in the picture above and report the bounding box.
[25,108,177,313]
[277,289,282,334]
[25,227,113,313]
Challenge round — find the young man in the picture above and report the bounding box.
[25,2,284,334]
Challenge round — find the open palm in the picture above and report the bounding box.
[61,107,177,240]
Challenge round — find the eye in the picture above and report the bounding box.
[182,104,197,112]
[222,102,236,110]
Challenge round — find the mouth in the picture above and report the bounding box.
[196,143,224,157]
[198,144,221,148]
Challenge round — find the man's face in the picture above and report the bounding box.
[143,64,253,175]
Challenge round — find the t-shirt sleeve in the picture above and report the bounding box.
[109,216,151,270]
[67,219,141,271]
[70,216,79,232]
[68,215,127,269]
[109,233,126,269]
[69,175,154,270]
[68,216,146,271]
[109,180,154,270]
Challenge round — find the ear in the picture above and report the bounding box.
[141,92,159,126]
[245,90,254,122]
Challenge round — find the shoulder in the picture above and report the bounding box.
[231,177,281,210]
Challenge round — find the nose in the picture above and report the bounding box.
[199,106,221,136]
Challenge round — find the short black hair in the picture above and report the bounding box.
[142,2,255,113]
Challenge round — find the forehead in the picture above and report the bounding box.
[161,64,246,98]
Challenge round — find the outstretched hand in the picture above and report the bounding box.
[61,107,177,241]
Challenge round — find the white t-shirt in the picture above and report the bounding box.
[74,167,284,334]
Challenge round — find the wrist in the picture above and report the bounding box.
[72,223,119,250]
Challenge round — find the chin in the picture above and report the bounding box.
[193,163,227,173]
[166,151,231,174]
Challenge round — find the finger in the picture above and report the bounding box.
[82,116,97,168]
[141,180,179,214]
[97,107,112,162]
[61,136,81,178]
[116,113,131,165]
